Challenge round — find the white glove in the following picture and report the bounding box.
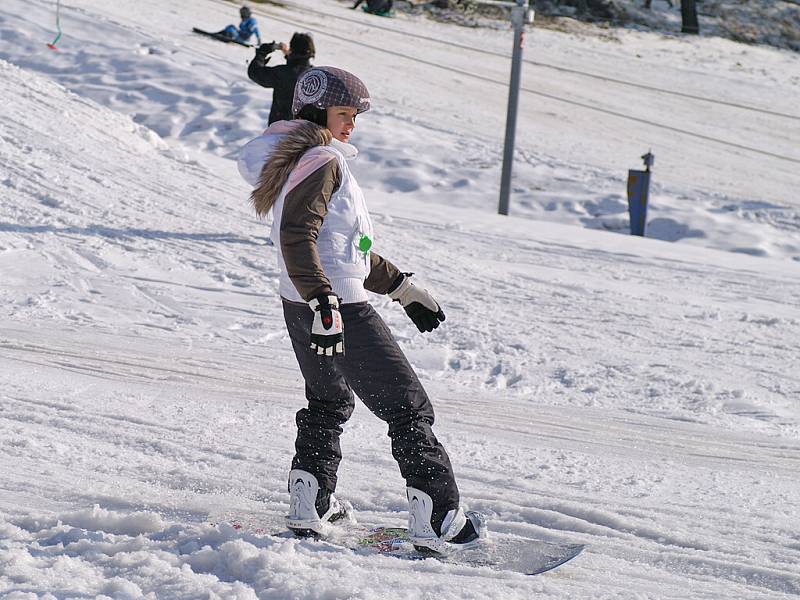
[309,294,344,356]
[388,275,446,333]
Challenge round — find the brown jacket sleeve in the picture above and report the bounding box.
[364,252,402,295]
[280,159,341,301]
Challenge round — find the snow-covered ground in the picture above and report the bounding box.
[1,1,799,598]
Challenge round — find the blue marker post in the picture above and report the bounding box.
[627,151,654,237]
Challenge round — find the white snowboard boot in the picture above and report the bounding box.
[286,469,353,536]
[406,487,487,554]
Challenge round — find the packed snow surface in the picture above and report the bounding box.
[1,1,799,598]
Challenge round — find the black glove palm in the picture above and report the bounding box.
[388,275,446,333]
[402,301,446,333]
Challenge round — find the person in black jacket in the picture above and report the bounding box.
[248,32,315,125]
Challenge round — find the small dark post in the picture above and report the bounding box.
[627,152,654,237]
[681,0,700,34]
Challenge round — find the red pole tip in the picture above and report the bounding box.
[47,43,59,50]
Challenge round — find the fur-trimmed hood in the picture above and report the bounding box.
[238,119,336,218]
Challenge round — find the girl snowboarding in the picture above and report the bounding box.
[238,66,485,553]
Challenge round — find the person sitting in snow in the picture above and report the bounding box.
[351,0,394,16]
[247,32,315,125]
[218,6,261,46]
[237,66,487,554]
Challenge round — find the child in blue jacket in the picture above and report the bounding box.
[219,6,261,45]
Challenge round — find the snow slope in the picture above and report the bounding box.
[1,1,800,598]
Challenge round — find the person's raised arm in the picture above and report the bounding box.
[248,42,280,87]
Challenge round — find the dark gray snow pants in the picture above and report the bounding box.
[282,299,459,514]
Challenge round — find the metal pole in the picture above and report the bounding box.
[498,0,532,216]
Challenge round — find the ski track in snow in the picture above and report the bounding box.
[1,1,800,598]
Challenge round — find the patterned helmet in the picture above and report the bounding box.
[292,67,371,118]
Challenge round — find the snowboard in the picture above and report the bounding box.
[216,513,585,576]
[192,27,254,48]
[348,525,584,575]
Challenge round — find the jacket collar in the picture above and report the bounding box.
[256,121,359,161]
[331,137,358,161]
[287,55,311,66]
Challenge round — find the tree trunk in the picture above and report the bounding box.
[681,0,700,34]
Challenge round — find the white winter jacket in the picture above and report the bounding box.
[239,121,379,304]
